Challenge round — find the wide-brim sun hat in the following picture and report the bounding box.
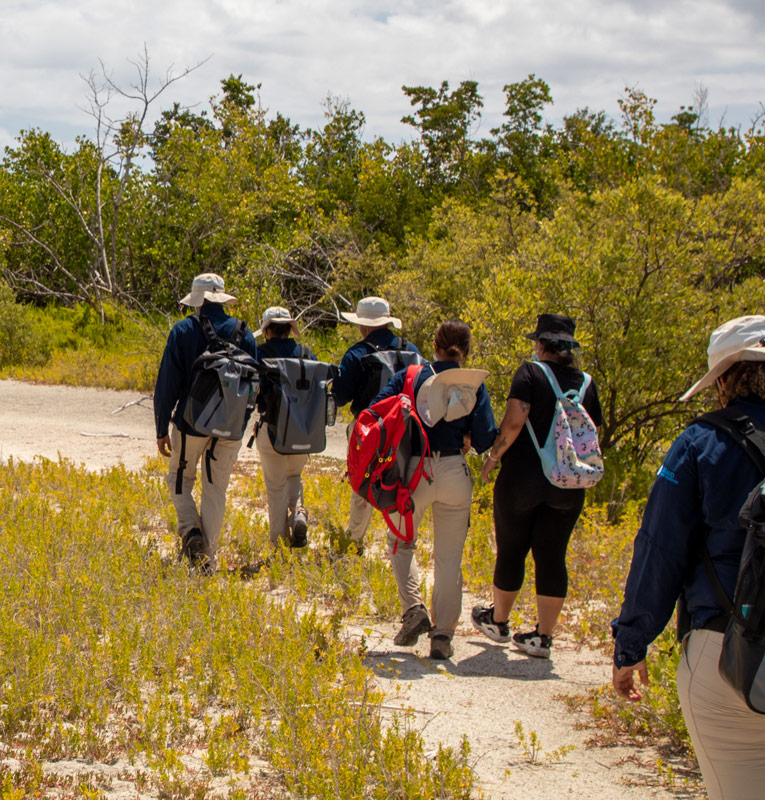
[341,296,402,329]
[524,313,579,347]
[181,273,237,307]
[680,315,765,401]
[254,306,300,338]
[415,368,489,427]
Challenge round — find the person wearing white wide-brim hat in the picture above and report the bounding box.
[333,296,422,554]
[251,305,317,549]
[613,314,765,800]
[154,272,258,573]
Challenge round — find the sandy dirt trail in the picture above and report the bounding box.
[0,379,695,799]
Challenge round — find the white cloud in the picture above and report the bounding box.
[0,0,763,153]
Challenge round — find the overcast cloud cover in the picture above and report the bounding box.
[1,0,763,152]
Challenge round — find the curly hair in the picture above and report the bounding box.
[719,361,765,405]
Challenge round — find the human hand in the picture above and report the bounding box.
[461,434,472,455]
[612,660,649,702]
[481,456,498,483]
[157,436,172,457]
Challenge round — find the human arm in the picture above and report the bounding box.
[481,398,529,483]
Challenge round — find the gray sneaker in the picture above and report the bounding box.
[393,604,432,646]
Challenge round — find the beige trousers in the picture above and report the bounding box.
[166,425,242,563]
[256,424,308,545]
[677,629,765,800]
[346,420,374,543]
[386,453,473,639]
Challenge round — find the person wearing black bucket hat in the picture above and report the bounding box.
[471,313,602,659]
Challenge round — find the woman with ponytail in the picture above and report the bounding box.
[472,314,602,659]
[370,320,497,660]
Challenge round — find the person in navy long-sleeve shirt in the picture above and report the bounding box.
[154,273,258,572]
[334,296,422,552]
[612,315,765,800]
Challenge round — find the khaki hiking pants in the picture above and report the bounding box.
[677,629,765,800]
[386,453,473,640]
[346,420,374,544]
[166,425,242,565]
[256,424,308,546]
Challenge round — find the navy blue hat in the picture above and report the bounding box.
[525,313,579,347]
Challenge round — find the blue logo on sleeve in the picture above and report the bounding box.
[657,465,679,485]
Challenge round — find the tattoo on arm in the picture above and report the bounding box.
[519,401,530,413]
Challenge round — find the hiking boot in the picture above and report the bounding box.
[429,635,453,660]
[471,605,511,643]
[181,528,205,566]
[513,626,553,659]
[393,604,432,646]
[291,508,308,548]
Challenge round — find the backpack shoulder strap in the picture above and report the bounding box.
[576,372,592,403]
[529,359,564,399]
[696,408,765,473]
[402,364,424,404]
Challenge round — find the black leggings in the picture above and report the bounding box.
[492,463,585,598]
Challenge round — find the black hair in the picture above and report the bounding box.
[266,321,293,338]
[539,338,577,367]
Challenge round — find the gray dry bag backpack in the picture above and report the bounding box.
[257,350,335,455]
[176,315,259,494]
[357,338,427,412]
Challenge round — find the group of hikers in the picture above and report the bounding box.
[154,272,765,799]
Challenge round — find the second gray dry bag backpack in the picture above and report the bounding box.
[259,350,334,454]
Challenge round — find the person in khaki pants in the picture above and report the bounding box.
[612,315,765,800]
[154,273,258,572]
[369,320,497,660]
[252,307,317,548]
[333,296,422,553]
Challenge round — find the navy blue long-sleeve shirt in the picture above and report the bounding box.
[153,304,258,438]
[612,397,765,667]
[371,360,498,455]
[333,328,421,417]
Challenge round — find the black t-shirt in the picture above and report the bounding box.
[501,359,603,488]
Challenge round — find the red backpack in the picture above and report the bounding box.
[347,365,431,548]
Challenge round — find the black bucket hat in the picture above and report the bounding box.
[524,313,579,347]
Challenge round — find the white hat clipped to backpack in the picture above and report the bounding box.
[415,368,489,427]
[680,315,765,401]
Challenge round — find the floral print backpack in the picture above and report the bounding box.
[524,360,604,488]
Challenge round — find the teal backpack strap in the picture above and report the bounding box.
[575,372,592,403]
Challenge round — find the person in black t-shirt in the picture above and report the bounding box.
[471,314,603,659]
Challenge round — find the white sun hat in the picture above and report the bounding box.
[680,315,765,401]
[415,368,489,426]
[254,306,300,338]
[180,273,237,307]
[340,296,402,329]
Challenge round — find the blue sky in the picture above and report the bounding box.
[1,0,763,153]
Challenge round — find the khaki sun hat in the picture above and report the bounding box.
[415,368,489,427]
[680,315,765,401]
[180,273,237,307]
[340,296,402,329]
[254,306,300,338]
